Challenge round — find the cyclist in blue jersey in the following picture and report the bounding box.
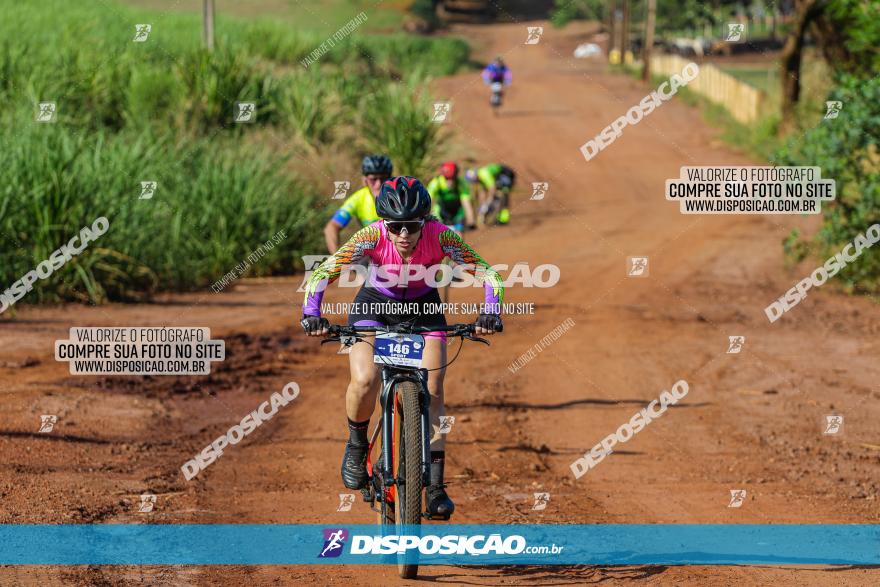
[324,155,393,253]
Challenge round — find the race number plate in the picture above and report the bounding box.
[373,334,425,367]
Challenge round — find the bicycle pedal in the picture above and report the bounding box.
[360,487,373,503]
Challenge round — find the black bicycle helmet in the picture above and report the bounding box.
[376,176,432,220]
[361,155,393,176]
[496,165,515,189]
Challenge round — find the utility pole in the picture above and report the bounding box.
[203,0,215,51]
[609,0,624,63]
[606,0,616,56]
[642,0,656,81]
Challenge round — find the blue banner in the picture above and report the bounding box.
[1,524,878,565]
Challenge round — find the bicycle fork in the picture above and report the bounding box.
[377,367,432,498]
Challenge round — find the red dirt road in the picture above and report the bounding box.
[2,20,879,586]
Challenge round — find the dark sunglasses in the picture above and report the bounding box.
[384,219,425,235]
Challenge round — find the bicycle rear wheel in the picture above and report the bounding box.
[394,380,423,579]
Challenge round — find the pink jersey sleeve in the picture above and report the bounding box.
[302,225,379,316]
[437,227,504,313]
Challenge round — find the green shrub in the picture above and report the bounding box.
[360,73,446,178]
[551,0,604,28]
[125,68,186,128]
[0,117,326,303]
[777,74,880,293]
[0,0,469,305]
[278,70,344,148]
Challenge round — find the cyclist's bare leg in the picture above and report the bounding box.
[341,340,380,489]
[422,337,447,452]
[423,336,454,516]
[481,187,496,225]
[346,340,380,422]
[479,186,492,219]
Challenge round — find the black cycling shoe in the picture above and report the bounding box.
[426,484,454,520]
[341,440,369,490]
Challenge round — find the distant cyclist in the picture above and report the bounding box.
[481,56,512,86]
[301,176,504,519]
[465,163,515,225]
[324,155,393,253]
[427,161,476,231]
[482,57,512,112]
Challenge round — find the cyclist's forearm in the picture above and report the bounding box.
[482,280,503,311]
[303,225,378,314]
[463,200,476,226]
[302,288,325,317]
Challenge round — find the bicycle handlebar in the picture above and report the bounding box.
[322,322,497,363]
[328,323,477,337]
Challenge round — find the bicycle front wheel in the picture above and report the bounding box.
[373,426,394,528]
[394,380,423,579]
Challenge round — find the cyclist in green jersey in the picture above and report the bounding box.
[324,155,393,252]
[465,163,515,225]
[426,161,475,231]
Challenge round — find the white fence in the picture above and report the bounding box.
[651,53,767,124]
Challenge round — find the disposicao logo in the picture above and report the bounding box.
[319,528,348,558]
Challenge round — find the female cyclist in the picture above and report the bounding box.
[300,176,504,518]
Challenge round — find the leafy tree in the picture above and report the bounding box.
[778,75,880,292]
[656,0,716,33]
[815,0,880,76]
[781,0,880,129]
[550,0,605,28]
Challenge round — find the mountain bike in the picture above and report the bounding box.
[322,322,497,578]
[480,172,514,226]
[480,186,513,227]
[490,81,504,114]
[480,188,506,226]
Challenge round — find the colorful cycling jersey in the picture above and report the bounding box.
[482,63,512,85]
[476,164,503,190]
[331,186,379,228]
[302,219,504,316]
[427,176,471,204]
[476,164,515,190]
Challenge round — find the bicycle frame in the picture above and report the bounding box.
[490,82,503,108]
[376,364,432,494]
[322,323,495,517]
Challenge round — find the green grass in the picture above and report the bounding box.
[721,66,779,96]
[695,94,782,161]
[614,63,782,161]
[0,119,324,304]
[718,50,833,119]
[118,0,409,35]
[616,54,840,162]
[0,0,469,307]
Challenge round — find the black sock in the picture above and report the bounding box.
[430,451,445,486]
[347,418,369,444]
